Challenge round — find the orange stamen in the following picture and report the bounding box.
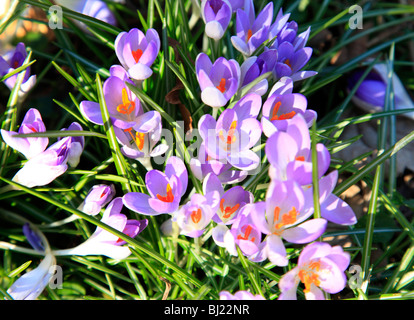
[274,207,298,230]
[156,184,174,202]
[136,132,145,151]
[132,48,143,63]
[237,225,255,242]
[270,101,296,121]
[298,261,322,293]
[216,78,226,93]
[220,198,240,219]
[284,58,292,68]
[116,88,136,115]
[247,29,253,41]
[219,120,238,146]
[191,208,202,224]
[295,156,305,161]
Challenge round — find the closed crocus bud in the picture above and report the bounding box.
[201,0,232,41]
[79,184,116,215]
[348,63,414,119]
[115,28,160,82]
[0,108,48,160]
[0,42,36,95]
[195,53,240,108]
[12,137,70,188]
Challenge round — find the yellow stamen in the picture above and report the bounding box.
[156,184,174,203]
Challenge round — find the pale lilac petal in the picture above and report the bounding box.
[282,218,327,244]
[80,100,104,125]
[320,194,357,225]
[265,235,288,266]
[122,192,158,215]
[128,63,153,80]
[201,86,228,107]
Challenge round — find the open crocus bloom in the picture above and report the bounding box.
[115,28,160,81]
[0,42,36,94]
[265,114,330,186]
[220,290,265,300]
[190,142,248,184]
[123,156,188,215]
[250,180,327,266]
[230,0,273,57]
[12,137,71,188]
[195,53,240,107]
[278,242,350,300]
[80,65,145,129]
[261,77,317,135]
[0,108,48,160]
[54,198,148,260]
[198,93,262,171]
[173,193,218,238]
[201,0,232,40]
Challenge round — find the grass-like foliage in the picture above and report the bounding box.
[1,0,414,301]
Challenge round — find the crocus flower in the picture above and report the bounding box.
[195,53,240,107]
[348,63,414,119]
[53,198,148,260]
[203,172,252,225]
[201,0,232,41]
[303,170,357,226]
[250,179,327,266]
[113,109,168,170]
[7,223,55,300]
[278,242,350,300]
[115,28,160,81]
[220,290,265,300]
[265,114,330,186]
[54,0,117,28]
[58,122,84,167]
[0,108,48,160]
[172,193,218,238]
[78,184,116,216]
[230,0,273,57]
[80,65,149,129]
[0,42,36,94]
[123,156,188,215]
[190,142,248,184]
[261,77,317,135]
[198,93,262,170]
[12,137,71,188]
[7,252,56,300]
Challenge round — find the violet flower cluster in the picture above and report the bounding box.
[1,1,359,301]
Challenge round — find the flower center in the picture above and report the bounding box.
[156,183,174,203]
[295,156,305,161]
[220,198,240,219]
[124,128,145,151]
[284,58,292,69]
[219,120,238,146]
[237,225,256,242]
[270,101,296,121]
[247,29,253,41]
[117,88,136,115]
[191,208,202,224]
[273,206,298,234]
[132,48,143,63]
[216,78,226,93]
[13,60,20,69]
[298,261,322,293]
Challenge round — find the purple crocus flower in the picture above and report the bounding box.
[190,142,248,184]
[201,0,232,41]
[12,137,71,188]
[58,122,84,167]
[78,184,116,216]
[220,290,265,300]
[115,28,160,81]
[261,77,317,135]
[231,0,273,57]
[304,170,357,226]
[0,108,48,160]
[198,93,262,170]
[7,252,56,300]
[0,42,36,94]
[250,179,327,266]
[173,193,218,238]
[80,65,148,129]
[53,198,148,260]
[113,109,168,170]
[265,115,330,186]
[195,53,241,107]
[123,156,188,215]
[278,242,350,300]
